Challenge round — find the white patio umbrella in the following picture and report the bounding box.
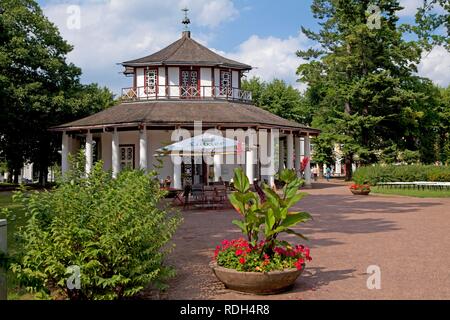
[156,132,243,156]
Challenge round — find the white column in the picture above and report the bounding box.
[246,148,255,183]
[304,134,312,188]
[268,130,276,187]
[335,158,342,175]
[294,136,301,174]
[61,132,69,175]
[112,128,120,178]
[286,133,294,170]
[173,162,182,189]
[214,154,222,182]
[139,126,148,171]
[279,138,285,172]
[85,131,93,175]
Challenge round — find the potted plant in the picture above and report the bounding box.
[210,168,312,295]
[349,183,371,195]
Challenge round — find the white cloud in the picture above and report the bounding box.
[196,0,239,28]
[418,46,450,87]
[41,0,449,97]
[221,33,310,91]
[398,0,422,17]
[42,0,239,93]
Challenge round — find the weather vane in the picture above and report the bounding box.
[182,8,190,31]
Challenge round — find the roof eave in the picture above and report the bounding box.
[121,61,252,71]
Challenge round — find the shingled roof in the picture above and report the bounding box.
[52,100,320,134]
[122,31,252,71]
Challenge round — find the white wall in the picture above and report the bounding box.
[232,70,239,98]
[214,68,220,96]
[101,133,112,171]
[200,67,212,97]
[136,67,144,89]
[158,67,166,96]
[168,67,180,97]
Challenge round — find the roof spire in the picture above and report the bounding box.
[181,8,191,32]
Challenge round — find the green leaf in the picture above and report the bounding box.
[232,220,247,233]
[281,212,312,228]
[286,229,309,241]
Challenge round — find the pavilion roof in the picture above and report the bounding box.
[121,31,252,72]
[52,100,320,135]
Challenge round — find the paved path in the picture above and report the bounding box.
[163,182,450,300]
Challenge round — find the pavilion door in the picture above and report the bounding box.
[180,68,199,98]
[182,157,207,185]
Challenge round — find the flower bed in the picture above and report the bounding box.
[215,238,311,273]
[350,183,371,195]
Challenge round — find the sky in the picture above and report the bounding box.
[38,0,450,95]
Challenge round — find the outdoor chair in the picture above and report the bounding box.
[191,184,204,206]
[214,185,228,208]
[203,187,217,209]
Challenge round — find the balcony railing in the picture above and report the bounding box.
[121,85,253,103]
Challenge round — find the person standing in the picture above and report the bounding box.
[325,166,332,182]
[312,166,318,182]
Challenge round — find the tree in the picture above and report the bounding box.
[407,0,450,51]
[242,77,314,125]
[297,0,426,180]
[0,0,114,184]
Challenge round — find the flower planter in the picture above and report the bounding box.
[350,189,371,195]
[210,261,304,295]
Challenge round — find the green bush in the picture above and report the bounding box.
[353,164,450,185]
[9,155,182,300]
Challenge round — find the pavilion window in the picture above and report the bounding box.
[180,68,199,98]
[120,145,135,170]
[220,70,232,96]
[144,68,158,95]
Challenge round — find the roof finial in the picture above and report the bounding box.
[182,8,190,31]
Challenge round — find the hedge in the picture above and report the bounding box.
[353,165,450,185]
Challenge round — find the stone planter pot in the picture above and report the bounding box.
[350,189,371,195]
[210,261,304,295]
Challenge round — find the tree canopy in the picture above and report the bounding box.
[0,0,114,184]
[296,0,449,179]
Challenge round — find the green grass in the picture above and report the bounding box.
[372,186,450,198]
[0,192,33,300]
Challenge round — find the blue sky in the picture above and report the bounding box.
[38,0,449,95]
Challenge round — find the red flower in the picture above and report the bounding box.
[239,257,246,264]
[294,258,305,270]
[214,246,220,258]
[235,249,243,256]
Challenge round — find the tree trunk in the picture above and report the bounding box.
[39,167,48,186]
[345,155,353,181]
[6,171,12,183]
[13,168,20,184]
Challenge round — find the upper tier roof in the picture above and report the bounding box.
[122,31,252,71]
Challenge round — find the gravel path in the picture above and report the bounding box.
[164,181,450,300]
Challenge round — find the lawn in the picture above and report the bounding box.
[372,186,450,198]
[0,192,32,300]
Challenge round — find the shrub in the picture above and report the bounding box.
[353,164,450,185]
[10,154,182,300]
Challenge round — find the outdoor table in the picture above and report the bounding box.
[162,188,184,205]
